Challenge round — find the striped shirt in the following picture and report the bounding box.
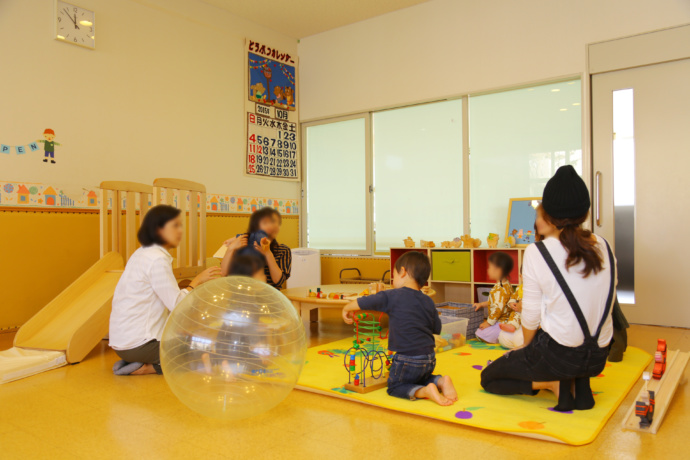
[267,243,292,289]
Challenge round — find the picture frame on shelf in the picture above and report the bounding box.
[505,197,542,248]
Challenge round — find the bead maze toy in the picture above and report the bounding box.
[622,340,689,434]
[343,311,391,393]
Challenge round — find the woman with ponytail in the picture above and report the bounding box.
[481,165,617,412]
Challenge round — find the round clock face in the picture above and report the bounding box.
[56,1,95,49]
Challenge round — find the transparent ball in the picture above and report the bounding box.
[160,276,306,420]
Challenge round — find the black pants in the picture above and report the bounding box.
[114,340,162,374]
[481,330,608,395]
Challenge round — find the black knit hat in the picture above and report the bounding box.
[542,165,590,219]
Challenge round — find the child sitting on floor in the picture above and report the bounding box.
[341,252,457,406]
[227,252,267,282]
[473,252,523,349]
[201,252,268,374]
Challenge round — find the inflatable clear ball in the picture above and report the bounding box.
[160,276,306,420]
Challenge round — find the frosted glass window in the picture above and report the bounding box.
[469,80,582,240]
[373,100,463,252]
[612,88,635,303]
[306,118,367,251]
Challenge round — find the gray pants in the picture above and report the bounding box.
[114,340,162,374]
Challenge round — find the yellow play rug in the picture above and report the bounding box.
[296,338,651,445]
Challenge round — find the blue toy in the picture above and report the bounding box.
[236,230,270,256]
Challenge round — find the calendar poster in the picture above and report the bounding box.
[245,39,300,181]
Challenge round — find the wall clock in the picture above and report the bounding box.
[55,1,95,49]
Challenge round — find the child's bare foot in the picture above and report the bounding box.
[499,323,516,332]
[415,383,454,406]
[130,363,157,375]
[437,376,458,402]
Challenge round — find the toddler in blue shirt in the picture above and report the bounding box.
[342,252,457,406]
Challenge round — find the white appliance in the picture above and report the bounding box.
[287,248,321,289]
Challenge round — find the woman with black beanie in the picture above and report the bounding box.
[480,165,617,412]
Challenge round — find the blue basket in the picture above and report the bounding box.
[436,302,485,339]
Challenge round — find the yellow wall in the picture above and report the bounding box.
[320,256,390,285]
[0,0,299,200]
[0,209,299,331]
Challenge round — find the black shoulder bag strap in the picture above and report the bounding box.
[535,238,616,344]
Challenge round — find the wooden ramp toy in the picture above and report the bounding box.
[622,347,690,434]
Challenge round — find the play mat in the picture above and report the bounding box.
[296,337,652,445]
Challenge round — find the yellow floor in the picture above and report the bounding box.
[1,312,688,459]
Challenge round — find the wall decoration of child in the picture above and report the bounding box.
[37,129,60,164]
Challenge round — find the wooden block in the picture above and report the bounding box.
[344,374,388,394]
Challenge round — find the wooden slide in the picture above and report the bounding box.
[13,252,124,363]
[1,178,204,384]
[1,252,124,384]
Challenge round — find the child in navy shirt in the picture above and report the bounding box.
[341,252,457,406]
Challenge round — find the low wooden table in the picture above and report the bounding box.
[282,284,435,322]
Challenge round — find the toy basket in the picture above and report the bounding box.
[434,316,468,353]
[435,302,484,339]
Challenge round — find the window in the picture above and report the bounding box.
[373,100,464,252]
[612,88,635,303]
[304,116,370,252]
[302,79,582,256]
[469,80,582,240]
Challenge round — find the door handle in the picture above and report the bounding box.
[595,171,602,227]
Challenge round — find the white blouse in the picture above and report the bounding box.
[109,245,188,350]
[521,235,616,348]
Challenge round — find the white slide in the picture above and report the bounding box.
[0,252,123,384]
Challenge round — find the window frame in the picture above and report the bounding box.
[300,112,373,255]
[300,76,585,256]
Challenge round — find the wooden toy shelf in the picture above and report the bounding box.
[389,247,525,303]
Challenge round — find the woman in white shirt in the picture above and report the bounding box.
[481,166,617,412]
[109,205,220,376]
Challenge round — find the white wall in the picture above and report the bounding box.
[0,0,300,199]
[298,0,690,120]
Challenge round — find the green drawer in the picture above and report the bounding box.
[432,251,471,282]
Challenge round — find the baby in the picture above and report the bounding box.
[473,252,523,349]
[341,252,457,406]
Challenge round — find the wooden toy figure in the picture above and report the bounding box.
[635,372,655,428]
[403,237,415,248]
[653,339,667,379]
[487,233,499,248]
[420,240,435,248]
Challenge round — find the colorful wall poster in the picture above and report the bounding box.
[245,39,300,181]
[505,197,542,246]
